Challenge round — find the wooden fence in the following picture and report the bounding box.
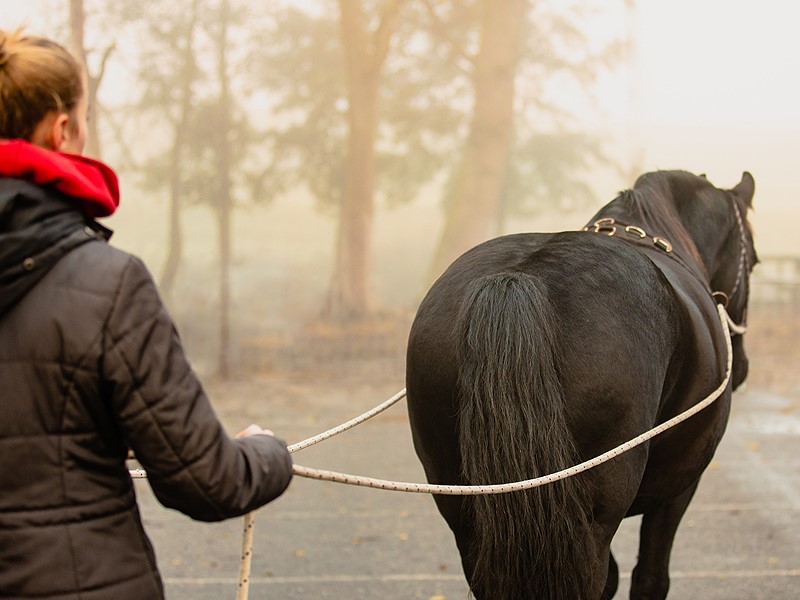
[750,255,800,310]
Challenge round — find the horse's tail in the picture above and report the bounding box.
[456,272,595,600]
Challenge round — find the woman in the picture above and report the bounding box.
[0,28,293,599]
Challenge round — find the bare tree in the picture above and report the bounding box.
[67,0,114,159]
[159,0,200,297]
[213,0,234,377]
[324,0,408,321]
[427,0,527,280]
[127,0,258,377]
[420,0,625,281]
[239,0,625,319]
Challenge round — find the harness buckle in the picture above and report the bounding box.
[625,225,647,238]
[653,237,673,253]
[592,217,616,236]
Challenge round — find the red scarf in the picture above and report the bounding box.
[0,139,119,217]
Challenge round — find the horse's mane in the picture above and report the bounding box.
[616,171,707,270]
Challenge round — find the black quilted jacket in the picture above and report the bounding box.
[0,179,293,599]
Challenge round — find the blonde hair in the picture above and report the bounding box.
[0,28,83,140]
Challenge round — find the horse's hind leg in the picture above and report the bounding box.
[431,496,479,588]
[630,481,699,600]
[601,551,619,600]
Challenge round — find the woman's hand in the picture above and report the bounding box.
[235,424,275,438]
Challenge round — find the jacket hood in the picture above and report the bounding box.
[0,180,109,317]
[0,140,119,218]
[0,141,118,316]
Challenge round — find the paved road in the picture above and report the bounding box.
[134,383,800,599]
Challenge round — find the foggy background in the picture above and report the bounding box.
[4,4,799,598]
[2,0,798,389]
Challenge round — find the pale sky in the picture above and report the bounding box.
[634,1,800,130]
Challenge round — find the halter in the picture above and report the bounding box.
[711,198,750,311]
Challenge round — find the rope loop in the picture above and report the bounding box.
[290,304,735,494]
[129,305,737,494]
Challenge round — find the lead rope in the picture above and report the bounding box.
[236,511,255,600]
[287,388,408,452]
[130,304,739,598]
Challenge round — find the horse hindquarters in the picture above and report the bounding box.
[454,272,596,600]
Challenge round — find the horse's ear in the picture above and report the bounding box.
[731,171,755,207]
[699,173,707,179]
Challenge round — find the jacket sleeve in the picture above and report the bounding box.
[101,255,293,522]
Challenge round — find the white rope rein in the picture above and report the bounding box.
[129,307,739,490]
[287,388,407,453]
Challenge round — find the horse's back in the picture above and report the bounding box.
[408,230,680,451]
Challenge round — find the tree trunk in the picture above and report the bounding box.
[428,0,526,281]
[159,0,199,296]
[324,0,404,322]
[159,140,184,297]
[325,50,379,321]
[215,0,233,378]
[218,190,232,379]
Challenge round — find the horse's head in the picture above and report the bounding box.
[713,172,758,389]
[655,171,758,389]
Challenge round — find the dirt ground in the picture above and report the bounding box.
[742,305,800,398]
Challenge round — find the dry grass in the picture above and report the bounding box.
[230,300,799,402]
[238,311,414,386]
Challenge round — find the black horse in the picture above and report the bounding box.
[406,170,757,599]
